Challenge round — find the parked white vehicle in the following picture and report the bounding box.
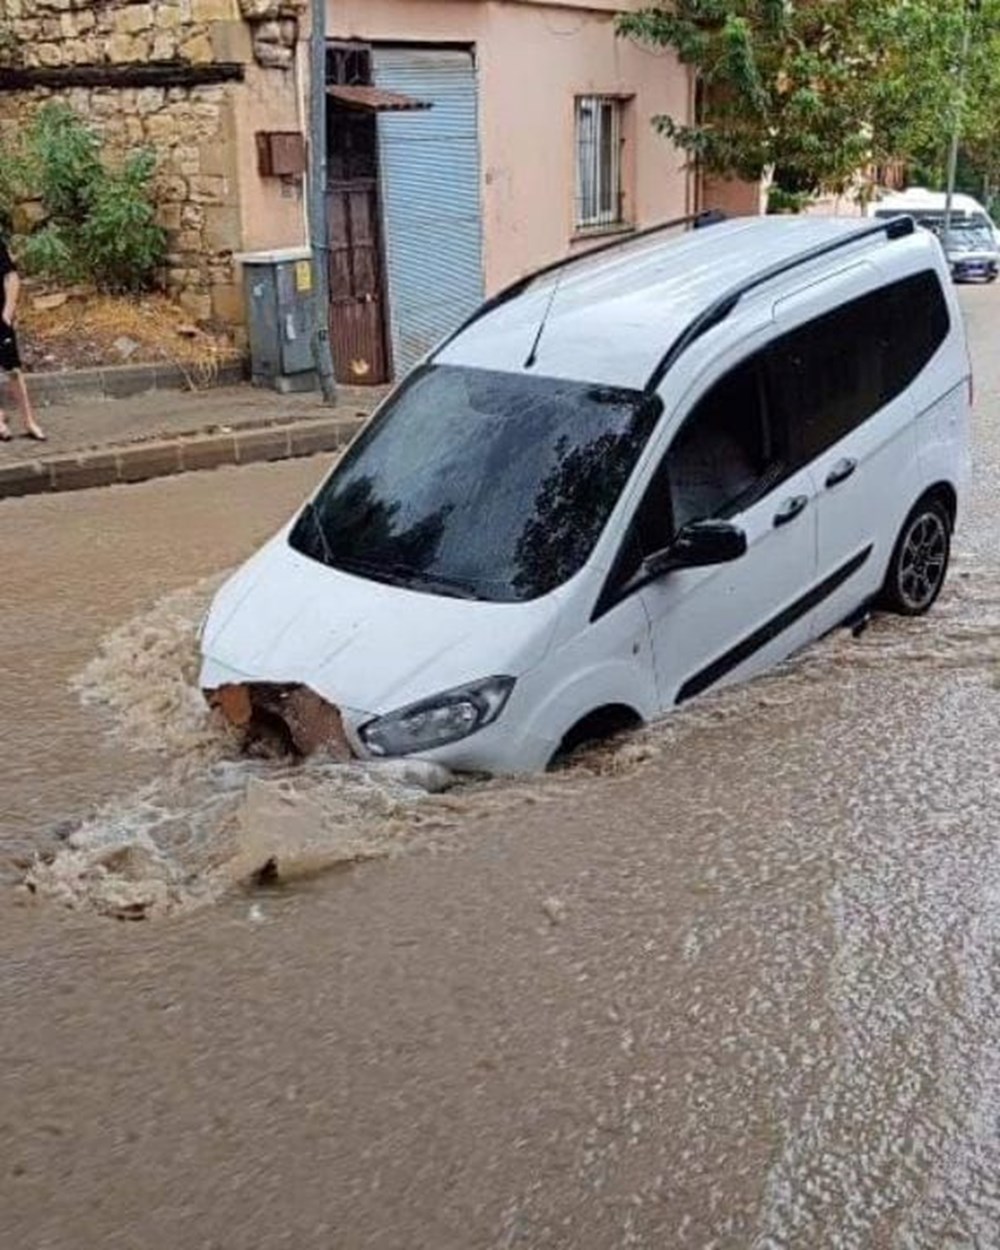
[200,213,972,774]
[872,188,999,281]
[872,187,993,227]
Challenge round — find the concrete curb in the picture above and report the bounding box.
[26,358,248,408]
[0,415,358,501]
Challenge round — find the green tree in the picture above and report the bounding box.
[617,0,1000,202]
[865,0,1000,179]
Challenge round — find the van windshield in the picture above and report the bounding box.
[289,364,661,603]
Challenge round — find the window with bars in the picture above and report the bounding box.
[575,95,626,230]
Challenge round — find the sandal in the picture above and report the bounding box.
[25,426,47,442]
[0,423,11,443]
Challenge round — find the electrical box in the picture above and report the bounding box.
[255,132,307,178]
[238,248,318,394]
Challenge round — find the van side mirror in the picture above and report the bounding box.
[644,519,747,577]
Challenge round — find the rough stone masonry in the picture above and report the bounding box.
[0,0,307,325]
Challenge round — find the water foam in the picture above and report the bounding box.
[30,580,459,918]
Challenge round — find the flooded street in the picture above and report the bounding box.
[2,288,999,1248]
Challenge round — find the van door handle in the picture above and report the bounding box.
[773,495,809,527]
[825,457,858,488]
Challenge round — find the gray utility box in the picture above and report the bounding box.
[239,247,318,393]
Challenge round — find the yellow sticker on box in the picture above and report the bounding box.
[295,260,312,293]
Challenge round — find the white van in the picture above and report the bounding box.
[200,215,971,774]
[873,188,999,281]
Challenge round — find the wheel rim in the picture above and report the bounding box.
[898,511,947,610]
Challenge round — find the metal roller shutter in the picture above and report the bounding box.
[372,46,485,376]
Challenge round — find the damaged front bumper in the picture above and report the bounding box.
[205,680,361,761]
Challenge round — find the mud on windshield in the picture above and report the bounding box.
[289,364,662,602]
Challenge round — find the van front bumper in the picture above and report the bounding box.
[201,659,554,776]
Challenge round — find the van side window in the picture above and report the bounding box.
[625,358,773,560]
[667,359,773,531]
[766,270,949,465]
[600,357,778,603]
[886,270,950,394]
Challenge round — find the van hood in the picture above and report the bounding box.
[200,532,561,715]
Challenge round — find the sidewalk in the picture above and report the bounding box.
[0,381,385,500]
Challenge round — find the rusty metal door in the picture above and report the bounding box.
[326,179,390,385]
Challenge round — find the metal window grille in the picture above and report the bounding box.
[575,96,624,229]
[327,43,372,87]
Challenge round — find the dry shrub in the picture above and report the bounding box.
[20,291,240,387]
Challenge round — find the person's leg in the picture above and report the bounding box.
[0,373,10,440]
[8,368,44,440]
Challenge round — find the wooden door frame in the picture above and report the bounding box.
[326,39,395,382]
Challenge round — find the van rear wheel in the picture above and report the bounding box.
[879,498,951,616]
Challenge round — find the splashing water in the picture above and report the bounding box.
[26,541,1000,923]
[29,578,459,918]
[71,574,231,760]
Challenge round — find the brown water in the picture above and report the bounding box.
[1,288,999,1248]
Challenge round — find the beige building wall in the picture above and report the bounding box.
[703,176,769,218]
[232,51,310,254]
[325,0,692,291]
[3,0,693,325]
[229,0,694,295]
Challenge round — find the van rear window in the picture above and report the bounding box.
[289,365,661,602]
[766,269,950,463]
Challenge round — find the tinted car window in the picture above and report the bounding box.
[667,360,772,531]
[289,364,661,603]
[887,271,950,395]
[607,358,779,595]
[766,270,949,464]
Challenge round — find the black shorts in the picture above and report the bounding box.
[0,318,22,372]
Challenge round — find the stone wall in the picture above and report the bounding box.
[0,0,307,324]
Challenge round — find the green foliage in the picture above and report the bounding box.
[0,103,166,292]
[767,184,811,215]
[618,0,1000,200]
[618,1,880,193]
[19,222,84,285]
[0,145,23,236]
[27,102,102,223]
[80,150,166,293]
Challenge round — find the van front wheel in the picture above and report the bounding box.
[879,498,951,616]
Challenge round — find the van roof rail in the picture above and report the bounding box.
[435,208,727,355]
[642,214,916,394]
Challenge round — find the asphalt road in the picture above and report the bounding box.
[1,286,998,1250]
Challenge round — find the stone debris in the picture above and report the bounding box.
[541,895,568,926]
[207,681,354,761]
[32,292,69,312]
[113,335,141,360]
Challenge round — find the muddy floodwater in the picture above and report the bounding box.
[2,288,999,1248]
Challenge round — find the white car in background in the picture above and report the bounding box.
[200,213,971,775]
[872,188,1000,281]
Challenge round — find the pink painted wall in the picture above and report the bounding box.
[233,54,310,253]
[802,192,865,218]
[325,0,693,291]
[702,175,768,218]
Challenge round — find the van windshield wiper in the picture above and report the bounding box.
[341,558,485,600]
[304,541,487,600]
[300,500,335,567]
[385,564,487,600]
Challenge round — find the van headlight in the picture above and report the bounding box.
[359,676,515,757]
